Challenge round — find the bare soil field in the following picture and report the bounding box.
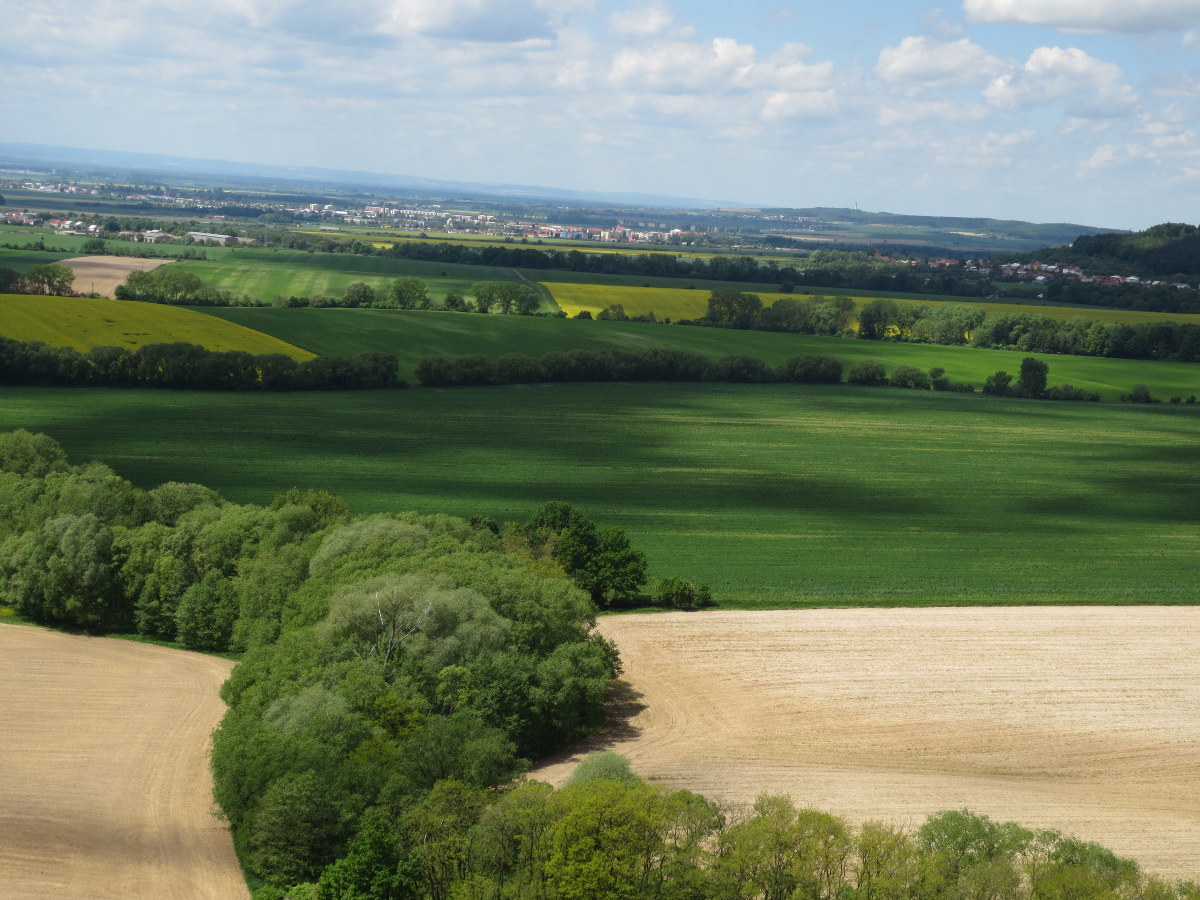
[535,607,1200,881]
[59,256,171,297]
[0,625,248,900]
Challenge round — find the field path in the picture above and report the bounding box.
[0,625,248,900]
[58,256,172,298]
[534,607,1200,881]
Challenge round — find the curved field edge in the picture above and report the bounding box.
[195,306,1200,400]
[533,607,1200,881]
[0,294,315,360]
[0,624,248,899]
[2,383,1198,608]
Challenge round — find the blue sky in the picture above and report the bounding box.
[5,0,1200,229]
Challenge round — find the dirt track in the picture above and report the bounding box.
[0,625,247,900]
[534,607,1200,880]
[59,256,171,298]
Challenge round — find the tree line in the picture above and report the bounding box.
[0,338,403,391]
[0,262,76,295]
[413,345,1117,404]
[691,290,1200,364]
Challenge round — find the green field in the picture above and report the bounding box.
[0,248,77,270]
[3,383,1198,607]
[170,250,556,307]
[0,295,314,358]
[196,307,1200,399]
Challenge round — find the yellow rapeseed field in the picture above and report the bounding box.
[542,282,1200,327]
[0,295,315,359]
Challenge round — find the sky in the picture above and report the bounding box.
[5,0,1200,229]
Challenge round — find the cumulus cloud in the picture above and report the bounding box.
[609,37,756,91]
[610,2,674,37]
[877,36,1005,87]
[381,0,555,42]
[984,46,1138,117]
[963,0,1200,33]
[761,89,839,120]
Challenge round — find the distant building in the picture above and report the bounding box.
[186,231,233,245]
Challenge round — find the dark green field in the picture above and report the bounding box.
[0,248,77,270]
[197,307,1200,400]
[4,383,1198,608]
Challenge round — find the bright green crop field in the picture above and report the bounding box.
[173,251,530,303]
[3,383,1198,608]
[196,307,1200,400]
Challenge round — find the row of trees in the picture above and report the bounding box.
[0,338,403,391]
[414,347,1118,405]
[114,267,231,305]
[0,262,75,295]
[693,291,1200,364]
[415,348,848,388]
[301,758,1195,900]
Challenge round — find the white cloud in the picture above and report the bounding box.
[984,46,1138,117]
[877,37,1006,87]
[761,90,839,120]
[876,98,991,126]
[610,2,673,37]
[381,0,555,42]
[609,37,756,91]
[1080,142,1150,171]
[963,0,1200,33]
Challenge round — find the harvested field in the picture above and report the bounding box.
[59,255,172,298]
[0,625,247,900]
[535,607,1200,881]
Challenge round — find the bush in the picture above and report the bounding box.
[653,576,713,610]
[1045,384,1100,402]
[983,370,1013,396]
[847,359,887,386]
[1122,384,1155,403]
[565,751,640,785]
[781,354,843,384]
[889,364,930,389]
[715,354,772,383]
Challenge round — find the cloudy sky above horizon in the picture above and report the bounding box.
[5,0,1200,229]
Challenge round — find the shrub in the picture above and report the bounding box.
[653,576,713,610]
[1122,384,1155,403]
[847,359,887,386]
[781,354,843,384]
[1045,384,1100,402]
[715,354,772,383]
[889,364,930,390]
[983,370,1013,396]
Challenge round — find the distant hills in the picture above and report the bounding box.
[0,142,1125,253]
[0,142,727,209]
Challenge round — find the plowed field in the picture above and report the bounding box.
[535,608,1200,880]
[0,626,247,899]
[59,255,172,298]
